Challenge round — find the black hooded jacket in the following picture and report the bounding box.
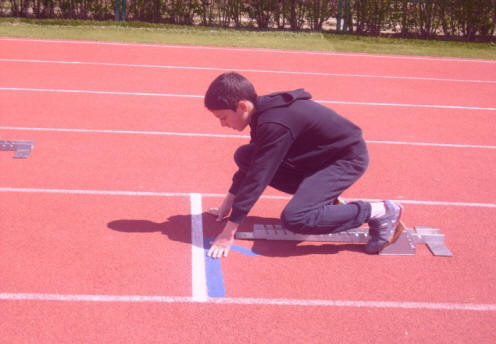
[228,89,367,224]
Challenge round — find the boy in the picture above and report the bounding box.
[204,72,403,258]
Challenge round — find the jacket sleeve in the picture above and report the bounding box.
[228,169,246,196]
[228,122,294,224]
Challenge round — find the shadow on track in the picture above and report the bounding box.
[107,212,366,257]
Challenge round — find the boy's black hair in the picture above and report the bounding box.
[204,72,258,111]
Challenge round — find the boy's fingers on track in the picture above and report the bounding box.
[206,208,227,222]
[216,215,226,222]
[211,248,220,258]
[207,245,229,259]
[207,208,220,216]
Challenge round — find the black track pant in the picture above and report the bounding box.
[231,143,372,234]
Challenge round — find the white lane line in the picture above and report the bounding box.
[0,126,247,139]
[360,198,496,209]
[317,99,496,111]
[1,37,495,64]
[365,140,496,150]
[1,126,495,150]
[0,188,495,208]
[0,87,203,99]
[0,293,495,311]
[2,58,494,84]
[190,193,207,302]
[1,87,495,111]
[0,188,193,197]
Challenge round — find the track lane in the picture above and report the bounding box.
[1,194,495,344]
[1,37,495,81]
[204,198,496,304]
[1,62,495,108]
[1,130,495,204]
[1,92,495,147]
[2,300,494,344]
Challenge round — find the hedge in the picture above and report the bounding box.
[1,0,495,41]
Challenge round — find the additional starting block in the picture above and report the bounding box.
[0,140,34,158]
[235,223,453,257]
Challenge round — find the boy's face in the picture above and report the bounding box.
[211,100,254,131]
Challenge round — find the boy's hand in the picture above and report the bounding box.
[207,193,235,222]
[207,232,234,258]
[207,207,229,222]
[207,221,239,258]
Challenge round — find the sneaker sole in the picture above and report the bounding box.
[380,204,404,250]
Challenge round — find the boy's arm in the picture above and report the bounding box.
[228,123,294,224]
[208,123,294,258]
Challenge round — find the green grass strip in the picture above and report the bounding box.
[1,18,495,59]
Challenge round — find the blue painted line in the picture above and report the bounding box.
[205,256,225,297]
[231,244,258,257]
[203,237,258,298]
[203,238,225,297]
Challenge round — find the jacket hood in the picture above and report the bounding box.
[255,89,312,113]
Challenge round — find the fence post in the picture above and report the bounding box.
[115,0,127,22]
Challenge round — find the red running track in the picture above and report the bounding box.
[1,37,496,344]
[1,58,495,108]
[1,92,495,146]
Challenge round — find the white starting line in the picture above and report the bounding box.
[190,193,208,302]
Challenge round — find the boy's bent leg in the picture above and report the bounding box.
[281,156,370,234]
[231,143,304,195]
[229,144,254,195]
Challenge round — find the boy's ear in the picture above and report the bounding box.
[236,100,247,112]
[237,100,253,112]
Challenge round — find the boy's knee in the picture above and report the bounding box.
[233,144,254,169]
[280,207,305,233]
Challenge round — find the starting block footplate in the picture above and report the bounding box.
[0,140,35,158]
[235,223,452,257]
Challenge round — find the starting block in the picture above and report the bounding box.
[235,223,452,257]
[235,198,452,257]
[0,140,34,158]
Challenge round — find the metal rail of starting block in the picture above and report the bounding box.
[0,140,34,158]
[235,222,453,257]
